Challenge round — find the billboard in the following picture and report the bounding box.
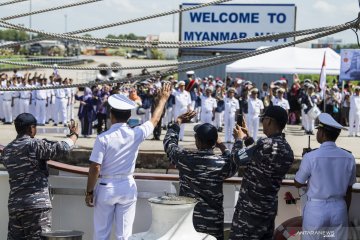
[340,49,360,81]
[180,3,296,51]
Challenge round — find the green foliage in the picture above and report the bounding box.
[150,49,164,60]
[105,33,145,40]
[0,29,29,41]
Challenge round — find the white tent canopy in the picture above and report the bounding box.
[226,47,340,75]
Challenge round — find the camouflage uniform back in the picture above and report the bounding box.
[164,124,238,240]
[229,134,294,240]
[1,135,72,240]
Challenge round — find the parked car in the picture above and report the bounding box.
[126,49,147,59]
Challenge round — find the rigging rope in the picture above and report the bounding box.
[0,19,354,92]
[1,0,102,21]
[0,20,341,49]
[0,0,233,48]
[0,0,28,7]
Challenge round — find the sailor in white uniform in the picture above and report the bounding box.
[295,113,356,240]
[11,78,20,119]
[348,86,360,137]
[2,81,14,124]
[247,88,264,140]
[85,84,171,240]
[35,79,50,126]
[173,81,192,141]
[54,79,69,126]
[272,88,290,113]
[223,87,239,143]
[19,79,32,114]
[200,86,216,124]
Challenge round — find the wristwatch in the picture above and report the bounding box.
[67,131,79,139]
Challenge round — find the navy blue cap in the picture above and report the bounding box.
[260,106,288,129]
[14,113,37,127]
[193,123,218,144]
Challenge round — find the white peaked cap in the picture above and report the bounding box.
[318,113,346,130]
[108,94,137,110]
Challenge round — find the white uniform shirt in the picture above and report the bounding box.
[295,141,356,200]
[89,121,154,176]
[272,97,290,111]
[35,88,50,100]
[19,84,31,99]
[248,98,264,115]
[350,95,360,112]
[11,84,20,98]
[224,97,239,115]
[174,90,191,111]
[55,88,67,98]
[200,95,217,113]
[3,88,14,101]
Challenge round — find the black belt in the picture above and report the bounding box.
[3,99,11,101]
[37,99,46,101]
[56,97,65,99]
[20,98,30,100]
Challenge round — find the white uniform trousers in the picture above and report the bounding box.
[301,109,306,128]
[94,178,137,240]
[36,100,47,124]
[348,111,360,136]
[54,97,68,124]
[224,113,236,143]
[200,111,213,124]
[195,106,201,122]
[3,100,12,123]
[12,98,19,119]
[302,200,348,240]
[304,113,315,132]
[0,95,4,119]
[19,98,30,114]
[247,114,260,140]
[164,107,173,126]
[174,107,187,140]
[47,101,55,122]
[68,103,75,121]
[30,100,36,116]
[214,112,223,129]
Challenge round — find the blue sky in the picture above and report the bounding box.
[1,0,359,44]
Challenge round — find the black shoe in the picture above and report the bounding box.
[218,127,223,132]
[59,122,63,124]
[64,124,67,127]
[45,122,49,124]
[4,122,12,125]
[54,124,58,126]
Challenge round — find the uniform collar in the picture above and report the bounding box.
[320,141,337,148]
[16,134,31,140]
[110,122,128,129]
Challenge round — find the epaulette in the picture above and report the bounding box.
[302,148,318,157]
[340,148,352,154]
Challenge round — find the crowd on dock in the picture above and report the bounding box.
[2,69,359,140]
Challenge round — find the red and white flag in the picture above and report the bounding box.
[319,52,326,97]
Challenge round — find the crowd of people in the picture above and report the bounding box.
[1,69,360,141]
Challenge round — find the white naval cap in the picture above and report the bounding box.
[186,70,195,75]
[108,94,137,110]
[317,113,346,131]
[355,86,360,90]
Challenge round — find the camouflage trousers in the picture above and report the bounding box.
[7,208,51,240]
[228,208,275,240]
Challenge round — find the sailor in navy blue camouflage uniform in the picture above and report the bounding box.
[163,111,238,240]
[0,113,79,240]
[229,106,294,240]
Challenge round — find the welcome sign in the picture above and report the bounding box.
[180,3,296,51]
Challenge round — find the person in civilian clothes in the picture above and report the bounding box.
[295,113,356,240]
[0,113,78,239]
[85,84,171,240]
[75,87,97,137]
[163,111,238,240]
